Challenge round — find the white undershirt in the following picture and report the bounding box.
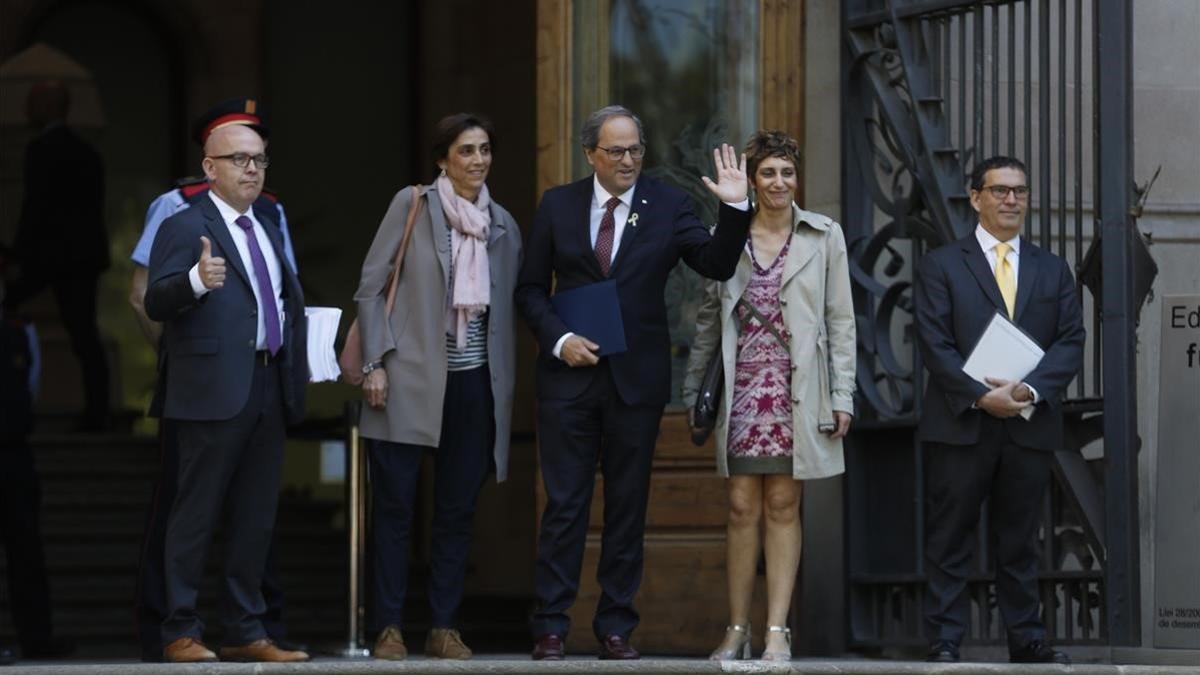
[975,223,1021,283]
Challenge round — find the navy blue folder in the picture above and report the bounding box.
[549,279,628,356]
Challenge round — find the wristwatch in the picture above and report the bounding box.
[362,360,384,375]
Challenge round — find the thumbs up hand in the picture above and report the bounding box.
[198,236,226,289]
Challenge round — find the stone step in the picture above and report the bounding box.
[35,510,345,535]
[0,656,1196,675]
[2,433,359,656]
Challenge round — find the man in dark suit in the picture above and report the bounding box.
[144,121,308,663]
[5,80,110,431]
[516,105,751,660]
[128,99,302,662]
[915,156,1084,665]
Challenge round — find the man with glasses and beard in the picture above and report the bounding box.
[516,105,751,660]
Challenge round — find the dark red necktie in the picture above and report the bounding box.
[594,196,621,276]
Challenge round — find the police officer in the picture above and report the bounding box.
[128,98,302,662]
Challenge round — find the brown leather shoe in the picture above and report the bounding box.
[598,634,640,660]
[531,633,565,660]
[163,637,217,663]
[373,625,407,661]
[218,638,309,662]
[425,628,472,659]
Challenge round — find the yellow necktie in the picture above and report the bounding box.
[994,242,1016,318]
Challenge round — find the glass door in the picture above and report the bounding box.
[573,0,760,404]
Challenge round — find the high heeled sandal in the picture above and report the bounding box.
[708,623,751,660]
[761,625,792,662]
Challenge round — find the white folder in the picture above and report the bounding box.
[961,312,1043,420]
[304,306,344,383]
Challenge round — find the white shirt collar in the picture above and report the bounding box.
[592,175,635,208]
[974,223,1020,256]
[208,190,255,225]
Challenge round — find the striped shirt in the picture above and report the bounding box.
[445,224,489,371]
[447,312,489,371]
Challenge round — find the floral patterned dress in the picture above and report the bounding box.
[727,235,794,475]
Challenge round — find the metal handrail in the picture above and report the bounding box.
[340,400,370,657]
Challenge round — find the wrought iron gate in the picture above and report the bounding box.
[841,0,1150,649]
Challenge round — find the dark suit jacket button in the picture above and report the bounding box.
[248,340,255,348]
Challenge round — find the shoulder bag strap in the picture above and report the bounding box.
[382,186,425,315]
[733,296,790,351]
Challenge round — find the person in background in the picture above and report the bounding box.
[353,113,521,661]
[5,80,109,432]
[683,129,855,662]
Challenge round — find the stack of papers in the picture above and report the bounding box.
[305,307,344,383]
[961,312,1044,420]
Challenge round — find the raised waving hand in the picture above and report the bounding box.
[701,143,749,204]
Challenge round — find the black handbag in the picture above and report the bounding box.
[690,298,791,447]
[690,349,724,445]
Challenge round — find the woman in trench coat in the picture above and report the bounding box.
[353,113,521,661]
[683,129,856,662]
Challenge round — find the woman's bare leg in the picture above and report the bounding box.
[762,476,802,656]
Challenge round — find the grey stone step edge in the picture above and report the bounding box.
[2,657,1198,675]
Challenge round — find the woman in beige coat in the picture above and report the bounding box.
[353,114,521,661]
[683,130,855,662]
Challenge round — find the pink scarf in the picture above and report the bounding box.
[436,174,491,349]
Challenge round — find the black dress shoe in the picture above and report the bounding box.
[1010,639,1069,664]
[926,640,960,662]
[532,633,564,661]
[598,634,640,660]
[0,644,15,666]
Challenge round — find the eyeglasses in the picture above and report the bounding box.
[980,184,1029,200]
[209,153,270,169]
[593,144,646,161]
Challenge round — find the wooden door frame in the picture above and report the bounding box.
[537,0,806,196]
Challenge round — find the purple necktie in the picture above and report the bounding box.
[235,215,282,356]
